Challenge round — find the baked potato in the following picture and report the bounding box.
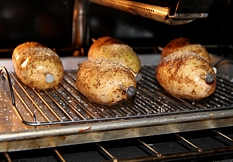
[12,42,64,90]
[88,36,141,74]
[156,50,216,100]
[76,59,137,105]
[161,37,211,63]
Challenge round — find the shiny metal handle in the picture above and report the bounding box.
[0,66,16,106]
[88,0,212,25]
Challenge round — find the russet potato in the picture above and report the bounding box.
[161,37,211,63]
[88,36,141,74]
[156,50,216,100]
[12,42,64,90]
[76,59,137,105]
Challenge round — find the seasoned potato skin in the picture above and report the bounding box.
[88,36,141,73]
[12,42,64,90]
[156,51,216,100]
[76,59,137,105]
[162,37,211,63]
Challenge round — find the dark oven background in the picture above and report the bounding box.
[0,0,233,58]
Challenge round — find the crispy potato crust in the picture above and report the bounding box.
[76,59,136,105]
[12,42,64,90]
[156,50,216,100]
[162,37,211,63]
[88,36,141,73]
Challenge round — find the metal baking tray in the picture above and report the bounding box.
[0,54,233,152]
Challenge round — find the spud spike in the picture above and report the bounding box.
[135,73,143,82]
[45,73,55,83]
[205,73,215,84]
[126,86,136,97]
[119,84,136,97]
[128,68,142,82]
[91,38,97,42]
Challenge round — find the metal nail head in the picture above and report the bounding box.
[46,74,55,83]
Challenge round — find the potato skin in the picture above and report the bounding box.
[12,42,64,90]
[88,36,141,74]
[156,51,216,100]
[162,37,211,63]
[76,59,137,105]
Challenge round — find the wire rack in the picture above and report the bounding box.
[1,127,233,162]
[1,65,233,127]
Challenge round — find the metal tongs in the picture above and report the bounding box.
[88,0,213,25]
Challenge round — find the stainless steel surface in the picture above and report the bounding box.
[0,54,233,152]
[5,62,233,127]
[72,0,87,50]
[1,127,233,161]
[88,0,212,25]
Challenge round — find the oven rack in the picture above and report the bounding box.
[1,127,233,161]
[1,65,233,127]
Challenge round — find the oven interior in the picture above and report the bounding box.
[1,0,233,57]
[1,0,233,161]
[0,127,232,162]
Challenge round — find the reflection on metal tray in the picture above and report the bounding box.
[3,65,233,127]
[0,55,233,152]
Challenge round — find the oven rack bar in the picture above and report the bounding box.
[2,128,233,161]
[1,65,233,127]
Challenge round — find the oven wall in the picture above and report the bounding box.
[0,0,74,57]
[87,0,233,49]
[0,0,232,58]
